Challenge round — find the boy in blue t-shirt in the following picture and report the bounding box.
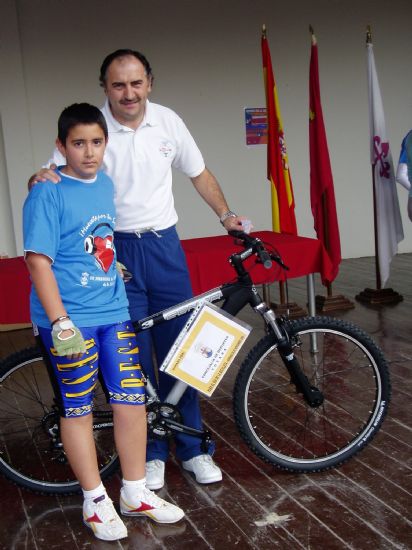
[23,103,184,541]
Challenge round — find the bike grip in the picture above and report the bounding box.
[228,229,246,239]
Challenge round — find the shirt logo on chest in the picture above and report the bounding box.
[159,140,174,158]
[84,222,115,273]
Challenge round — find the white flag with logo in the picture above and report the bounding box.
[367,42,404,287]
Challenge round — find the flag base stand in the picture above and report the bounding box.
[315,294,355,313]
[355,288,403,305]
[270,301,307,319]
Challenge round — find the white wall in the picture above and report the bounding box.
[0,0,33,257]
[0,117,17,258]
[1,0,411,258]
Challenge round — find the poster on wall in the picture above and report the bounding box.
[245,107,267,145]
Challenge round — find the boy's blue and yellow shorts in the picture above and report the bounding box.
[38,321,145,417]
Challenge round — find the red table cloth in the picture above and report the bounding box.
[181,231,334,295]
[0,231,332,325]
[0,257,31,325]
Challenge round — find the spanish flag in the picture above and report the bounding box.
[261,28,297,235]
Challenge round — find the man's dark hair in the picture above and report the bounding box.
[99,49,153,87]
[57,103,108,144]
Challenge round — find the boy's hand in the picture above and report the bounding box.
[116,261,132,282]
[116,261,127,276]
[28,164,60,190]
[52,319,86,359]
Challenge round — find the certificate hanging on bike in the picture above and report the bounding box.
[160,302,251,396]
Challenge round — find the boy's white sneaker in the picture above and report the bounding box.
[145,459,165,490]
[83,494,127,541]
[120,486,184,524]
[182,454,222,484]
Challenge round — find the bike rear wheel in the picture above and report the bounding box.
[0,346,119,494]
[233,316,390,472]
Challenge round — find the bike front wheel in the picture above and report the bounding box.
[0,346,119,494]
[233,316,390,472]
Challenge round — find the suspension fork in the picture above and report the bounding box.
[257,303,324,408]
[220,284,306,391]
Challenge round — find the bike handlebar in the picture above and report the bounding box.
[228,230,289,271]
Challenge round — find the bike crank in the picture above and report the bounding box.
[146,402,183,440]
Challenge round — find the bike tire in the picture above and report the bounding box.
[233,316,390,472]
[0,346,119,494]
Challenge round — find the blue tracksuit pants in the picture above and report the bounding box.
[114,226,214,462]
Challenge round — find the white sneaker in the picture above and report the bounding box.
[120,486,185,524]
[182,454,222,484]
[145,459,165,490]
[83,494,127,541]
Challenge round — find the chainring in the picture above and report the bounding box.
[146,402,183,440]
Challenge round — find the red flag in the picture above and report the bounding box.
[262,30,297,235]
[309,33,341,283]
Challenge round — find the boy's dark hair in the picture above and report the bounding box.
[99,49,153,87]
[58,103,108,144]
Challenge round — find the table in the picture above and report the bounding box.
[0,257,31,327]
[0,231,333,326]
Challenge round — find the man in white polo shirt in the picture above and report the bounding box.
[30,49,248,491]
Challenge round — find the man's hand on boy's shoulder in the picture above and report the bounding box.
[28,164,60,191]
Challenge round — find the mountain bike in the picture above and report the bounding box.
[0,231,390,494]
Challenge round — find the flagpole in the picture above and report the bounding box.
[372,166,382,289]
[366,26,382,290]
[372,151,382,290]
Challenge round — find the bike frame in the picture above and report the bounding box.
[128,235,305,448]
[133,234,324,444]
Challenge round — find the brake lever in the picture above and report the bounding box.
[270,253,289,270]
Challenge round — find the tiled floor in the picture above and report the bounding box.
[0,254,411,549]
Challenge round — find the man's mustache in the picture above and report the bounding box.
[120,98,140,105]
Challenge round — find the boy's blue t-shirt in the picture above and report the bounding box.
[23,170,130,328]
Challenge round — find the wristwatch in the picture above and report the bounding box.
[219,210,237,225]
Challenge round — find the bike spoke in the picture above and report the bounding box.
[234,317,389,471]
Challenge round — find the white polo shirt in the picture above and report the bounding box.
[51,99,205,231]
